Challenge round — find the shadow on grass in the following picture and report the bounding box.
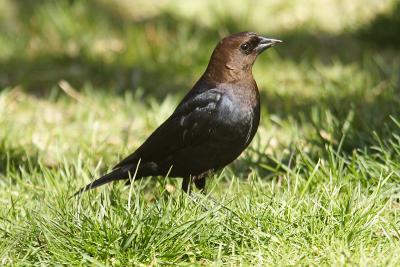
[0,141,40,177]
[262,79,399,147]
[357,0,400,48]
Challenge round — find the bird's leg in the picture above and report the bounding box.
[181,177,192,194]
[184,173,220,210]
[194,177,206,193]
[193,170,213,194]
[183,176,209,210]
[194,171,224,207]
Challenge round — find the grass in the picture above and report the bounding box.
[1,0,400,265]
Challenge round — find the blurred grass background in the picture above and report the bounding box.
[1,0,400,265]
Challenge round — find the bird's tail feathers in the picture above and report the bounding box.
[73,168,126,197]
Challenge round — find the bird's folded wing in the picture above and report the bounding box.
[113,89,223,169]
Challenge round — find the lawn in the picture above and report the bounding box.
[1,0,400,265]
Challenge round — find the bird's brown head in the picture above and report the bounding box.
[205,32,282,83]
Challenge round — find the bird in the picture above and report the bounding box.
[75,32,282,196]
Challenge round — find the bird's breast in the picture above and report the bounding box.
[212,93,258,145]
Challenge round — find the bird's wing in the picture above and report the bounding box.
[113,89,223,169]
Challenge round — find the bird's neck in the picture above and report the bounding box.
[204,61,254,84]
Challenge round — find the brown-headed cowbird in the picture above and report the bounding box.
[75,32,281,195]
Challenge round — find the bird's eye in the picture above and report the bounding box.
[240,43,250,51]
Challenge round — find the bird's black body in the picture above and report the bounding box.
[75,32,281,195]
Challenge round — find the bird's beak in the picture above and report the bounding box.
[255,36,282,54]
